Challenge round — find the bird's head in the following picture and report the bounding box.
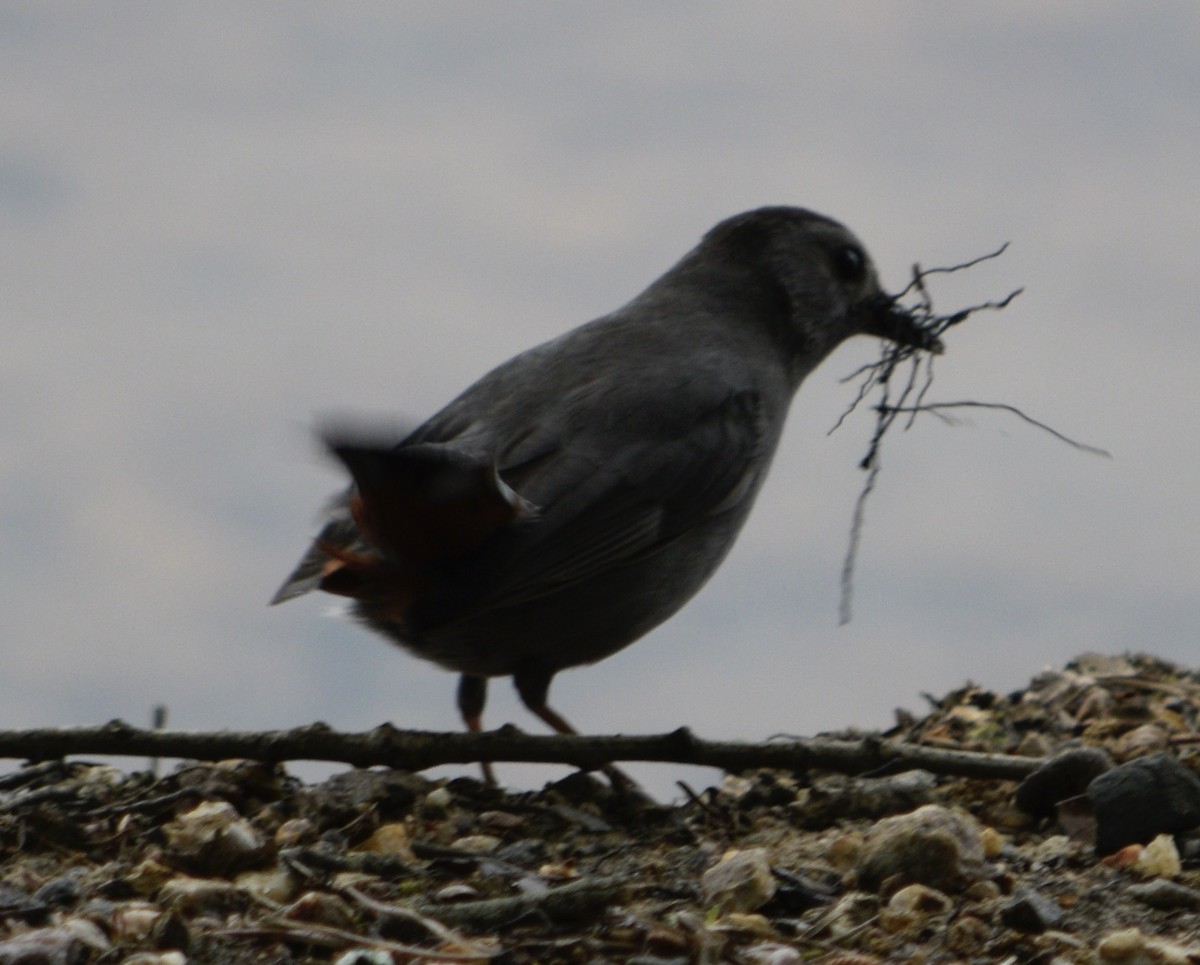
[698,207,942,380]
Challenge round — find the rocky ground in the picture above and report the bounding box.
[3,652,1200,964]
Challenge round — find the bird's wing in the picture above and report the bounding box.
[269,493,357,604]
[270,439,540,606]
[455,384,771,610]
[272,361,777,613]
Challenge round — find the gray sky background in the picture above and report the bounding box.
[3,3,1197,796]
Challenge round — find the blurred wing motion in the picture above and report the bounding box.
[270,387,768,621]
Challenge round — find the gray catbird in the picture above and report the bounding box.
[273,206,941,750]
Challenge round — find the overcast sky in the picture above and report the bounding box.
[3,3,1197,796]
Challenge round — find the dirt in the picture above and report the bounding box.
[3,652,1200,964]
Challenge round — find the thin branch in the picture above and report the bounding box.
[830,236,1103,622]
[0,720,1041,782]
[340,884,472,946]
[878,401,1111,458]
[891,242,1011,300]
[839,457,880,625]
[410,875,628,932]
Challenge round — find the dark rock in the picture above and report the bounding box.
[1176,831,1200,864]
[1127,878,1200,911]
[32,878,80,911]
[494,838,549,867]
[1087,752,1200,855]
[627,957,691,965]
[0,881,47,922]
[1014,747,1113,818]
[766,866,837,914]
[1000,886,1064,933]
[305,768,427,822]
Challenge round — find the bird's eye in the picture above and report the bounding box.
[831,245,866,283]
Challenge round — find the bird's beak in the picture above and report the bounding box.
[861,297,944,354]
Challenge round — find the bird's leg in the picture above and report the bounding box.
[457,673,496,785]
[513,663,638,791]
[512,661,577,734]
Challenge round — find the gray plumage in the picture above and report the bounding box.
[272,206,941,740]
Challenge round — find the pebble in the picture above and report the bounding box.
[945,913,990,956]
[742,943,804,965]
[700,848,776,914]
[1112,724,1170,761]
[1095,927,1200,964]
[1133,833,1181,878]
[855,805,989,892]
[479,809,525,830]
[825,831,863,871]
[108,902,164,942]
[709,912,772,936]
[355,821,415,858]
[823,892,880,940]
[423,786,453,811]
[1027,830,1084,868]
[0,881,45,922]
[274,817,318,848]
[450,833,502,854]
[1014,730,1054,758]
[1126,878,1200,911]
[159,875,242,913]
[999,886,1063,933]
[235,867,298,903]
[964,879,1002,902]
[626,956,691,965]
[281,891,356,929]
[32,877,80,910]
[0,919,109,964]
[1074,684,1115,720]
[162,800,267,875]
[879,883,953,933]
[979,825,1006,858]
[333,951,395,965]
[124,857,177,896]
[885,883,953,917]
[434,883,481,902]
[1104,843,1143,869]
[1177,831,1200,863]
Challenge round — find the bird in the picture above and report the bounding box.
[272,206,942,774]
